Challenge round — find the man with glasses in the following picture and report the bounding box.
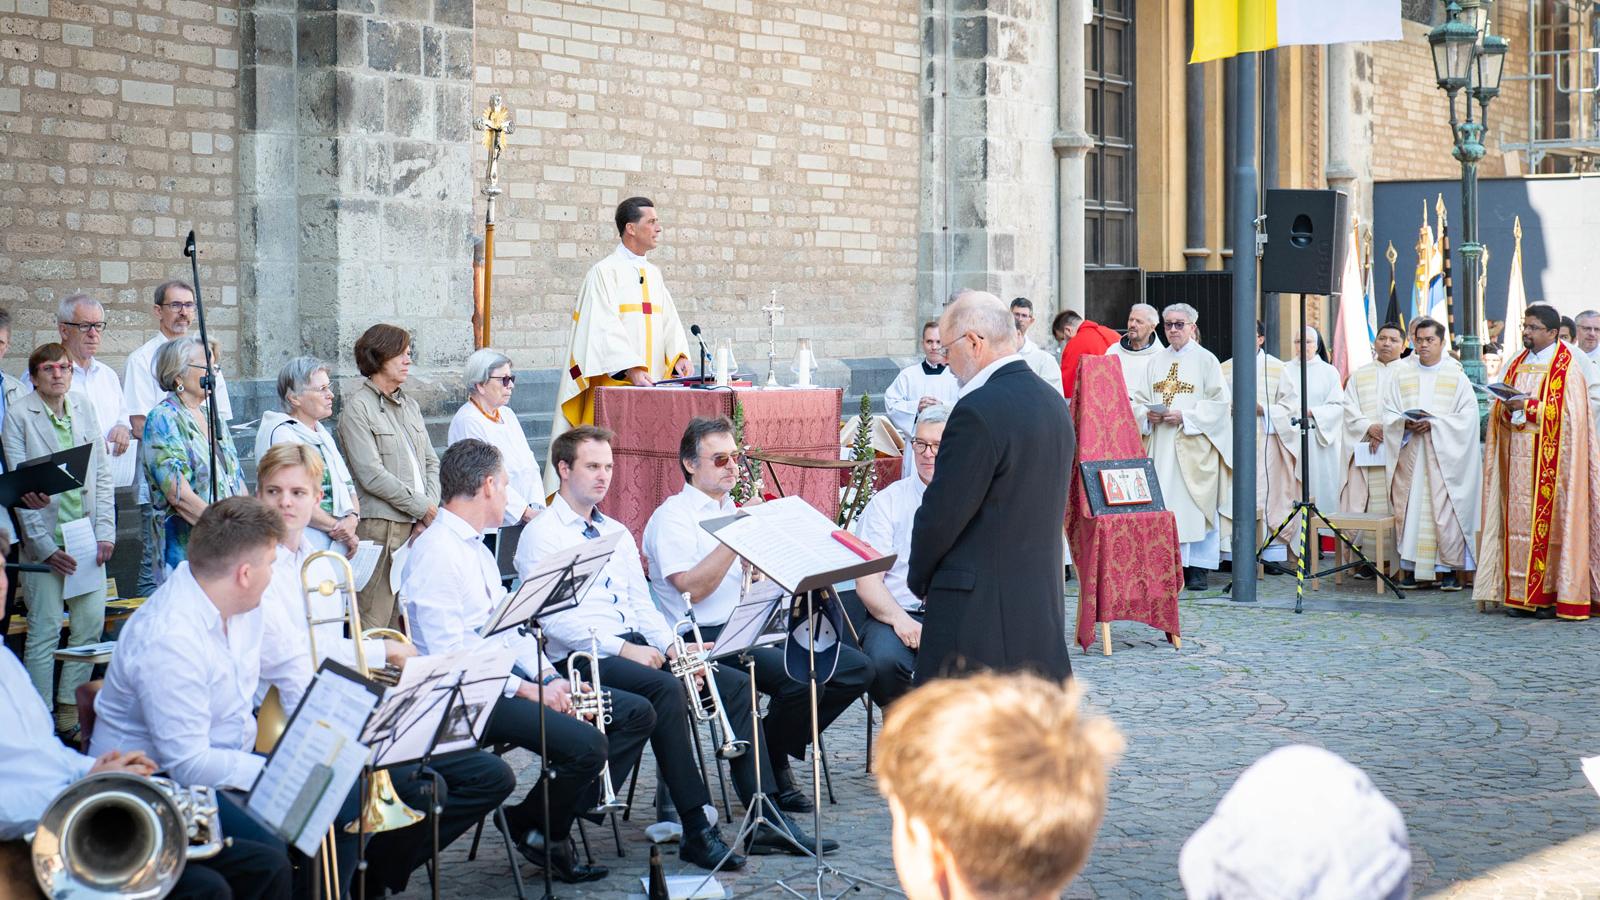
[884,321,959,478]
[22,294,133,458]
[1475,305,1599,618]
[854,404,948,705]
[643,416,870,814]
[1010,297,1065,394]
[1129,304,1232,592]
[122,280,235,597]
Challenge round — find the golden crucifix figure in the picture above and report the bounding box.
[472,93,514,348]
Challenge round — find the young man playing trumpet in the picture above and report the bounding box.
[518,426,837,868]
[642,416,872,813]
[400,439,655,883]
[253,443,516,897]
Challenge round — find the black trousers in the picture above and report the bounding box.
[697,624,873,765]
[364,751,516,894]
[171,837,294,900]
[481,689,653,841]
[573,651,776,822]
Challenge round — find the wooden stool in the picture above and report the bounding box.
[1321,512,1396,595]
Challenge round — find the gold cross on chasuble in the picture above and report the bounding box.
[615,266,655,368]
[1153,362,1196,406]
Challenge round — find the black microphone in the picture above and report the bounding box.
[183,230,196,259]
[690,324,709,386]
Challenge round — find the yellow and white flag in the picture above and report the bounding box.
[1192,0,1402,64]
[1500,216,1526,361]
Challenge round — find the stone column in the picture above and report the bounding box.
[237,0,476,376]
[1325,42,1376,225]
[1055,0,1091,315]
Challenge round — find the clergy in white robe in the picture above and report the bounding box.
[1579,311,1600,433]
[545,197,690,496]
[1219,327,1301,562]
[1106,303,1164,398]
[884,322,961,478]
[1337,325,1406,558]
[1018,335,1065,394]
[1129,303,1232,590]
[1380,320,1481,588]
[1290,327,1346,513]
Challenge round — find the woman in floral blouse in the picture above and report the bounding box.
[141,336,246,582]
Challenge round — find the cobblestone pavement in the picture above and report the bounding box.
[396,577,1600,899]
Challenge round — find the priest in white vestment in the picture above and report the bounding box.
[1380,318,1481,590]
[1010,298,1065,395]
[1129,303,1232,592]
[1338,323,1406,562]
[1290,326,1346,513]
[1106,303,1163,397]
[545,197,691,496]
[884,322,960,477]
[1219,323,1301,564]
[1578,311,1600,433]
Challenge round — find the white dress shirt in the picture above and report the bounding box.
[854,473,927,612]
[400,507,543,686]
[642,483,741,628]
[957,352,1026,399]
[517,493,675,659]
[0,646,94,839]
[25,356,129,442]
[257,539,387,711]
[447,401,542,526]
[88,562,265,791]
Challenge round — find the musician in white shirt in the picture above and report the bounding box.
[853,403,947,706]
[519,425,837,866]
[642,416,871,815]
[253,442,518,896]
[402,438,653,884]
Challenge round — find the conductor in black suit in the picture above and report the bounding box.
[907,290,1074,684]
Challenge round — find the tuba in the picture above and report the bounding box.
[31,773,225,899]
[668,602,749,759]
[567,631,626,813]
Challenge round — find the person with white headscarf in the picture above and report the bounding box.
[1180,744,1412,900]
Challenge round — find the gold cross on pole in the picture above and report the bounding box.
[1153,362,1195,407]
[471,93,515,348]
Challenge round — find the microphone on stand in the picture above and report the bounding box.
[690,324,711,388]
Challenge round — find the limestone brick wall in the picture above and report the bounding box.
[1370,7,1531,183]
[0,0,240,365]
[471,0,924,368]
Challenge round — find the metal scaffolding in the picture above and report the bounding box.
[1504,0,1600,171]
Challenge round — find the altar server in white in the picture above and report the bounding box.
[883,321,959,477]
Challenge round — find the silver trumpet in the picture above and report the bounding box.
[569,631,626,813]
[669,601,749,760]
[31,773,227,899]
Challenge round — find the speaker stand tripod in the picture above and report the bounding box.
[1254,292,1405,612]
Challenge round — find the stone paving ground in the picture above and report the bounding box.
[396,575,1600,899]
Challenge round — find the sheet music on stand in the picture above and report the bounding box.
[702,496,895,594]
[246,661,381,856]
[480,530,622,637]
[363,644,514,767]
[707,579,791,661]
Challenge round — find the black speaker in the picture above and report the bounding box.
[1260,189,1349,296]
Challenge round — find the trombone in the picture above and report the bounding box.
[568,631,626,813]
[668,600,749,759]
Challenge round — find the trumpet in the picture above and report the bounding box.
[568,631,626,813]
[31,773,226,899]
[668,602,749,760]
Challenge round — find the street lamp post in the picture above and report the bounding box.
[1428,0,1507,422]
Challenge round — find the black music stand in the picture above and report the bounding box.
[480,533,620,900]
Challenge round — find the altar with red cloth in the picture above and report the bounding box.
[1064,356,1182,653]
[592,385,844,540]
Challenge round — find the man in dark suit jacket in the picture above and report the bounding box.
[908,290,1075,684]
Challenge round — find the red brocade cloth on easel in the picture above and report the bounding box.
[1065,357,1182,651]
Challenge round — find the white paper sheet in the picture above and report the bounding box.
[388,543,410,595]
[367,645,514,766]
[108,440,140,488]
[1582,755,1600,799]
[715,497,877,592]
[350,540,382,591]
[60,517,103,599]
[54,640,116,658]
[1353,440,1387,468]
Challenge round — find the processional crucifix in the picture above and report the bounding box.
[472,93,514,348]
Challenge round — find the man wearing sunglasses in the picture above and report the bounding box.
[24,294,133,457]
[643,416,872,815]
[1128,303,1232,592]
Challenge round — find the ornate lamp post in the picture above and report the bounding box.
[1428,0,1507,419]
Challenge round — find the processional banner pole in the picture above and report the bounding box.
[473,93,514,349]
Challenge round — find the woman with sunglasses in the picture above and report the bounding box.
[254,355,361,554]
[447,348,541,526]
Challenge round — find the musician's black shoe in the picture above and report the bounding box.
[746,809,840,856]
[1064,564,1074,583]
[773,766,814,814]
[1261,561,1295,577]
[681,823,745,870]
[1439,572,1463,592]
